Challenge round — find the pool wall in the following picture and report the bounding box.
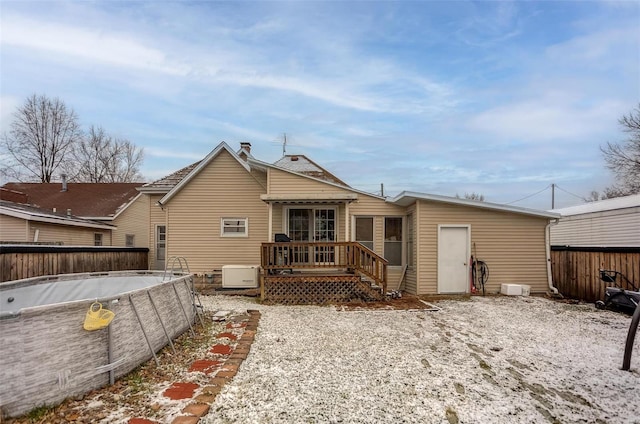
[0,271,196,418]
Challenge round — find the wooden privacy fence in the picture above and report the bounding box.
[551,246,640,302]
[0,245,149,283]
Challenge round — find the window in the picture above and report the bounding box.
[221,218,248,237]
[355,217,374,250]
[126,234,135,247]
[406,214,414,268]
[94,233,103,246]
[288,209,311,241]
[384,217,402,266]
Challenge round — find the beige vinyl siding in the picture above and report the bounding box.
[0,215,28,241]
[28,222,110,245]
[1,213,112,245]
[149,194,167,270]
[415,200,549,295]
[163,150,268,273]
[112,194,150,247]
[350,194,405,217]
[550,207,640,247]
[272,204,284,237]
[250,169,268,190]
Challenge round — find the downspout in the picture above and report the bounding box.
[546,219,562,297]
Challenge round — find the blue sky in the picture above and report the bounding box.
[1,1,638,210]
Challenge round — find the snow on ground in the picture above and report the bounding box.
[199,296,640,424]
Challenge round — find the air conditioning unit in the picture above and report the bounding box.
[501,283,531,296]
[222,265,259,288]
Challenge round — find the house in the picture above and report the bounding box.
[0,199,115,245]
[0,182,147,247]
[139,141,559,296]
[550,194,640,247]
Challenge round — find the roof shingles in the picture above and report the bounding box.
[0,183,143,218]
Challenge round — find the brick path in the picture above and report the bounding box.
[127,309,261,424]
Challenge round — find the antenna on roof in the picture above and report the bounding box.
[271,132,296,157]
[282,133,287,156]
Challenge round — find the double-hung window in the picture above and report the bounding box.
[221,218,248,237]
[384,217,402,266]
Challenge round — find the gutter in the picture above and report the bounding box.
[546,219,562,297]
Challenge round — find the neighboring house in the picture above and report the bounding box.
[139,141,559,295]
[0,182,148,247]
[0,199,115,245]
[551,194,640,247]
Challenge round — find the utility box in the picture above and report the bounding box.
[501,283,531,296]
[222,265,260,288]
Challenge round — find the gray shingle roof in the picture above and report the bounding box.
[273,155,349,187]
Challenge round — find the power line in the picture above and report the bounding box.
[506,185,551,205]
[554,184,587,201]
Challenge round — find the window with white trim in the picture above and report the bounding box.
[94,233,103,246]
[355,217,374,251]
[221,217,248,237]
[384,217,402,266]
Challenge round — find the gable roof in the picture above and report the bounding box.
[157,142,250,205]
[248,157,386,201]
[551,194,640,216]
[390,191,560,219]
[0,182,144,219]
[0,200,114,230]
[273,155,349,187]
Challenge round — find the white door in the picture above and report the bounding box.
[438,226,470,293]
[155,225,166,270]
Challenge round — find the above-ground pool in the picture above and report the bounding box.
[0,270,198,418]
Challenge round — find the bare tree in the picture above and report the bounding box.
[1,94,82,182]
[585,190,604,202]
[600,104,640,196]
[68,125,144,182]
[456,192,485,201]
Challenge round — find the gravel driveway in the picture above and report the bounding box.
[199,295,640,424]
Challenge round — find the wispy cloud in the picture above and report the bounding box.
[1,15,190,76]
[468,99,624,142]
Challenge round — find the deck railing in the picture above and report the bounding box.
[261,241,388,294]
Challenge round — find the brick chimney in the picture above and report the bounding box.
[240,142,251,154]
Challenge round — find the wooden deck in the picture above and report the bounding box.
[260,242,388,304]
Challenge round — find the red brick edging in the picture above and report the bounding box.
[128,309,261,424]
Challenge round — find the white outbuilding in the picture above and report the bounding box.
[550,194,640,247]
